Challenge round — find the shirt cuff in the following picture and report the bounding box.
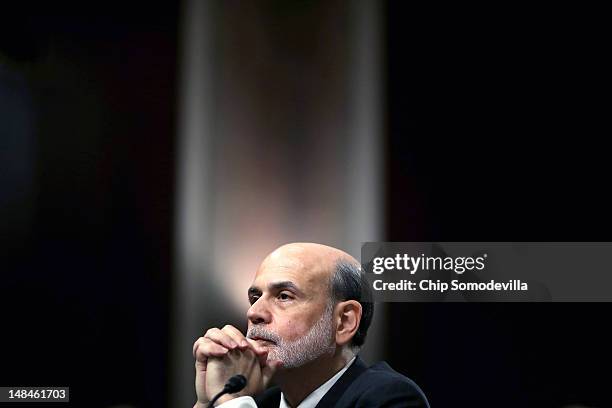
[216,396,257,408]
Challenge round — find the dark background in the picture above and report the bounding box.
[1,1,609,407]
[1,2,176,407]
[385,3,610,408]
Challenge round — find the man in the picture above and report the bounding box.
[193,243,429,407]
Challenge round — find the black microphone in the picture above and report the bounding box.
[208,374,247,407]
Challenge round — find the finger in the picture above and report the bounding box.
[244,339,270,368]
[245,338,269,356]
[204,328,239,350]
[262,360,283,386]
[194,339,230,363]
[192,335,218,356]
[195,360,207,373]
[242,348,266,376]
[256,349,269,367]
[193,337,230,357]
[221,325,250,348]
[193,337,204,357]
[240,347,257,361]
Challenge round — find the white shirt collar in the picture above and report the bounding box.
[279,356,357,408]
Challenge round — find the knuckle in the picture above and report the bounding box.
[204,328,219,338]
[202,339,216,348]
[199,346,218,357]
[223,325,239,335]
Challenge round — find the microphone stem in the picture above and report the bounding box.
[207,388,228,408]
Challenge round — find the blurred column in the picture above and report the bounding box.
[172,1,217,407]
[345,0,385,367]
[173,1,383,406]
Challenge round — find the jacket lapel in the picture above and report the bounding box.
[314,356,368,408]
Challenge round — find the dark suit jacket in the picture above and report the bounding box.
[254,356,430,408]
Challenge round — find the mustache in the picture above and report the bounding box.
[246,326,281,344]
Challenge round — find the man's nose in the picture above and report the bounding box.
[247,299,271,325]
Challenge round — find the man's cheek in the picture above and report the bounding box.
[280,320,308,341]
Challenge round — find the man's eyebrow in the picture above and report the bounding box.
[268,281,304,295]
[248,281,305,297]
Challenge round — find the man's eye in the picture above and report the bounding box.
[249,295,260,304]
[278,292,292,301]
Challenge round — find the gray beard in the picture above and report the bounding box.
[247,302,336,369]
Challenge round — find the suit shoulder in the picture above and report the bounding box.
[349,361,430,407]
[364,361,417,385]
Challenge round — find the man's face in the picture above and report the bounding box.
[246,246,336,368]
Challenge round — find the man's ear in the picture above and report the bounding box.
[335,300,362,347]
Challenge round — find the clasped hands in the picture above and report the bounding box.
[193,325,282,407]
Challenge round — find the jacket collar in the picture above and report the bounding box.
[314,355,368,408]
[255,355,368,408]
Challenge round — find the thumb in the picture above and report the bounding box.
[262,360,283,386]
[195,360,207,373]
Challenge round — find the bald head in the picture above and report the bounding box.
[259,242,360,284]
